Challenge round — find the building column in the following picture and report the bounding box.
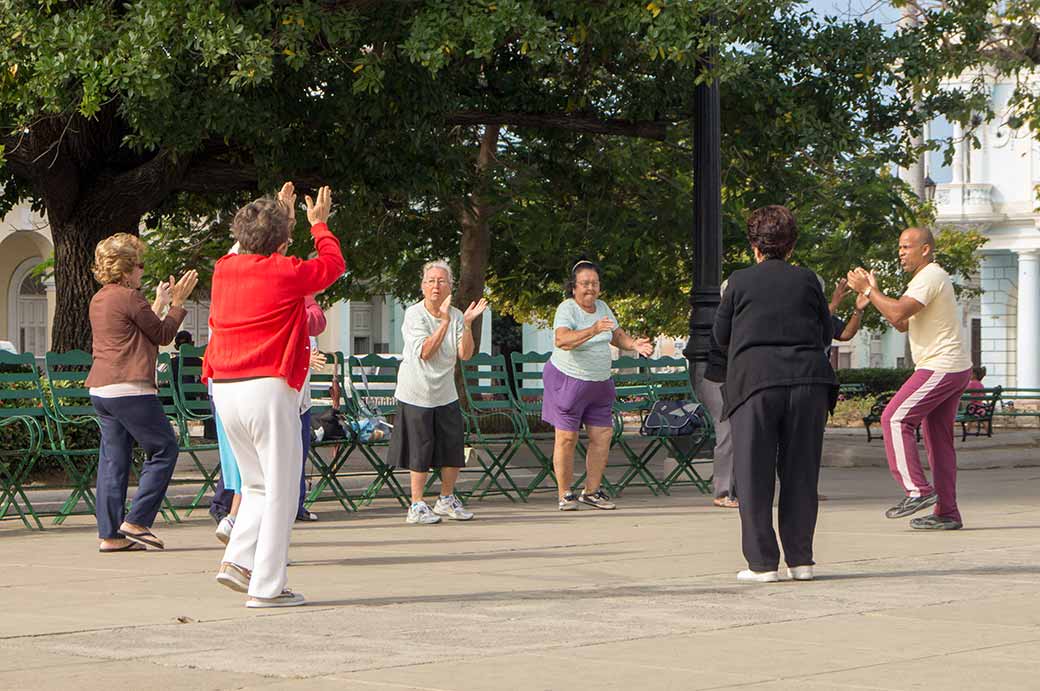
[1017,249,1040,388]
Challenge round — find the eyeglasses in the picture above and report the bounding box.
[423,278,450,286]
[576,281,600,288]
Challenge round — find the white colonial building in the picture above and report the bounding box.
[835,72,1040,389]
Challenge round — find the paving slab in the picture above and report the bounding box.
[0,463,1038,690]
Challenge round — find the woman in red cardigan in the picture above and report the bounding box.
[205,182,344,608]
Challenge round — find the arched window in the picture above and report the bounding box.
[8,258,48,356]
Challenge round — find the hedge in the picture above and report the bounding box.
[836,368,914,397]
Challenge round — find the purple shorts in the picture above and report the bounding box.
[541,360,616,432]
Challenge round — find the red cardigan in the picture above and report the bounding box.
[203,222,344,390]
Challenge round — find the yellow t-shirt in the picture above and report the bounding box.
[903,263,971,373]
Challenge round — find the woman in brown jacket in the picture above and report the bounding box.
[85,233,198,552]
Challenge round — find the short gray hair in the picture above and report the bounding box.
[421,259,454,285]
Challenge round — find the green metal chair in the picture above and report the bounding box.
[0,352,47,529]
[506,351,560,496]
[170,344,220,513]
[644,356,713,494]
[605,356,665,496]
[345,353,408,507]
[43,350,105,524]
[459,354,527,502]
[305,351,362,512]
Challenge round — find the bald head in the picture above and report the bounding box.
[898,226,935,274]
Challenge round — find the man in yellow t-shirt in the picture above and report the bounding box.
[847,228,971,531]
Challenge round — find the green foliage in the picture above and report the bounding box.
[836,367,915,396]
[0,1,991,342]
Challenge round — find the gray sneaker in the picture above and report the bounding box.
[433,494,474,521]
[578,488,616,510]
[558,492,579,511]
[406,501,442,525]
[885,493,937,519]
[910,514,963,530]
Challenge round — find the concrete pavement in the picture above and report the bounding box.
[1,459,1039,690]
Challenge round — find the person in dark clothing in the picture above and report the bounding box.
[713,205,838,584]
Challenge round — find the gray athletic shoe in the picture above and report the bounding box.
[578,488,616,510]
[406,501,442,525]
[885,493,937,519]
[910,514,963,530]
[558,492,579,511]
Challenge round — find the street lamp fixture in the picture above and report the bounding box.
[924,175,936,202]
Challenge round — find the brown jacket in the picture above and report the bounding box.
[85,284,187,388]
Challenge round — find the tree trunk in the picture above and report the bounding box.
[50,215,139,353]
[456,125,501,354]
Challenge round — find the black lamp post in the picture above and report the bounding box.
[683,43,723,372]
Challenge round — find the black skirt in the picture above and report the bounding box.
[386,400,466,472]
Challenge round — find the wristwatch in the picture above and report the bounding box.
[863,287,872,299]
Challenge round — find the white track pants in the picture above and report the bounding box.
[212,378,302,599]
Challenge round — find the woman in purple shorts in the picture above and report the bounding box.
[543,260,654,511]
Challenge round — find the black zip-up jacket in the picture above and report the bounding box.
[712,258,838,419]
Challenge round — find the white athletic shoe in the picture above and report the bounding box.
[737,569,779,583]
[787,565,815,581]
[246,589,306,608]
[432,494,474,521]
[215,516,235,545]
[406,501,442,525]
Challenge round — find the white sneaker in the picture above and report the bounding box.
[432,494,474,521]
[787,565,815,581]
[215,516,235,545]
[406,501,442,525]
[215,562,251,593]
[737,569,779,583]
[245,589,306,608]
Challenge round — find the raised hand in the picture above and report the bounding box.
[309,350,328,371]
[855,291,870,311]
[463,298,488,325]
[633,337,654,357]
[170,270,199,307]
[437,292,452,321]
[155,277,173,309]
[305,186,332,226]
[831,278,850,305]
[594,316,616,334]
[846,267,870,293]
[277,181,297,219]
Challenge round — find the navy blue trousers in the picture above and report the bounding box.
[209,409,311,520]
[91,395,180,539]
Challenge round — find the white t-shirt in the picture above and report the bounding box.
[549,299,617,382]
[903,263,971,373]
[394,302,465,408]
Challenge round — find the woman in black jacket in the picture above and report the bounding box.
[713,205,837,583]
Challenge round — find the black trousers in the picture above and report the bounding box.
[730,384,829,572]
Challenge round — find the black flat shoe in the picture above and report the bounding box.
[118,528,164,550]
[99,542,145,553]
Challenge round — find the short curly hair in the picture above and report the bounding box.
[746,205,798,260]
[92,233,145,285]
[232,197,292,255]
